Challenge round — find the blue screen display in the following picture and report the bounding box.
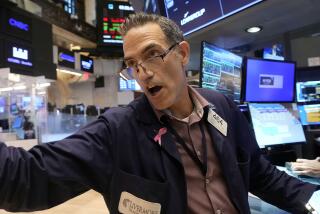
[12,116,23,129]
[10,103,18,114]
[296,81,320,103]
[119,77,141,91]
[244,58,295,102]
[200,42,242,102]
[249,103,306,148]
[22,96,44,110]
[164,0,262,35]
[263,44,284,61]
[298,104,320,126]
[80,55,94,73]
[0,97,5,113]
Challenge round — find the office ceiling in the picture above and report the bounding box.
[186,0,320,70]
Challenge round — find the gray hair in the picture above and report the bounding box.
[120,12,184,45]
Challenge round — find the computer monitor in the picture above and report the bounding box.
[263,44,285,61]
[243,58,296,102]
[22,96,45,110]
[296,81,320,103]
[248,103,306,148]
[119,77,141,91]
[200,41,242,103]
[97,1,134,45]
[0,97,5,113]
[10,103,18,114]
[12,116,23,129]
[298,104,320,126]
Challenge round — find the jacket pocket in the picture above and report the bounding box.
[236,147,250,190]
[108,168,168,214]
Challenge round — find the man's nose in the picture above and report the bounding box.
[136,64,154,81]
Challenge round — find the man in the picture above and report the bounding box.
[0,12,318,214]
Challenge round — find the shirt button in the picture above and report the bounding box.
[205,178,210,184]
[216,210,222,214]
[196,150,201,156]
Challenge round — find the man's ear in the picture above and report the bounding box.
[177,41,190,66]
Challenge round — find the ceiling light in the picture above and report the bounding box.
[245,26,262,33]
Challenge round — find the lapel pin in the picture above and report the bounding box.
[154,127,167,146]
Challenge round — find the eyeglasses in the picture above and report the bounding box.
[120,43,179,80]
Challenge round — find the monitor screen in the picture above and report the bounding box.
[12,116,23,129]
[263,43,285,61]
[80,55,94,73]
[164,0,262,35]
[0,97,5,113]
[10,103,19,114]
[98,1,134,45]
[298,104,320,126]
[200,41,242,102]
[22,96,44,110]
[243,58,295,102]
[249,103,306,148]
[296,81,320,103]
[119,77,141,91]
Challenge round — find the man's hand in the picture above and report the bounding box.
[291,158,320,178]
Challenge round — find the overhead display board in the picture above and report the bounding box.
[5,40,33,70]
[57,47,75,69]
[98,0,134,45]
[4,9,32,41]
[164,0,263,35]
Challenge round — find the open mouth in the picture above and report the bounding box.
[148,85,162,96]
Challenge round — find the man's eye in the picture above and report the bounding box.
[146,50,161,58]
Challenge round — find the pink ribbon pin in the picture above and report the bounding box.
[154,127,167,146]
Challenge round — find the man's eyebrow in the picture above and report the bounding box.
[124,43,161,61]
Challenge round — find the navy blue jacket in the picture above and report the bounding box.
[0,89,318,213]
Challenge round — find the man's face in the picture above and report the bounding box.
[123,23,190,111]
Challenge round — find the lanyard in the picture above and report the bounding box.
[162,113,208,176]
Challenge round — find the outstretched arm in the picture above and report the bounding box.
[0,116,114,212]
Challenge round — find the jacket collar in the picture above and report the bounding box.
[129,95,182,164]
